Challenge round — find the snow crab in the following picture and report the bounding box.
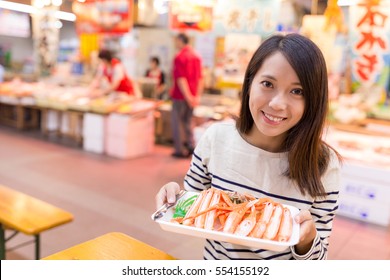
[171,188,294,242]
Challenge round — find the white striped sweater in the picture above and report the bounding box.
[183,122,340,260]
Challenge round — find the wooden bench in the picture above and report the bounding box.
[0,184,74,260]
[43,232,176,260]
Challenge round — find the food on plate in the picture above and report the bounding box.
[337,140,362,150]
[172,194,198,219]
[374,146,390,155]
[171,188,294,242]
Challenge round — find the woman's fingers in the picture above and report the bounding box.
[155,182,181,209]
[295,210,317,244]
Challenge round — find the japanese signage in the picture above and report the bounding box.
[169,0,213,31]
[31,1,60,76]
[0,9,30,38]
[349,1,390,92]
[72,0,133,34]
[213,0,280,36]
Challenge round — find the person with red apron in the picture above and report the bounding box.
[93,49,139,96]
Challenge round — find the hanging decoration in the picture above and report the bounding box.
[349,0,390,99]
[72,0,133,34]
[324,0,346,33]
[31,0,61,76]
[169,0,213,31]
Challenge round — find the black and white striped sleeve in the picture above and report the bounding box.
[292,153,341,260]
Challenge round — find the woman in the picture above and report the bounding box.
[92,49,140,97]
[156,33,341,260]
[145,56,167,100]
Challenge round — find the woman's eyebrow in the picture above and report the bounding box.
[260,74,301,86]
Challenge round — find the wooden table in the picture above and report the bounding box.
[0,102,40,130]
[39,107,84,146]
[0,184,74,259]
[43,232,176,260]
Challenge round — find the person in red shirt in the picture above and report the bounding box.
[171,33,203,158]
[92,49,140,96]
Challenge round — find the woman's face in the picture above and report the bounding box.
[248,51,305,150]
[99,58,110,67]
[150,60,157,70]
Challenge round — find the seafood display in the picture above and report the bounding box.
[170,188,294,242]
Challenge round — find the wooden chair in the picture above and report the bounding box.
[0,184,74,259]
[43,232,176,260]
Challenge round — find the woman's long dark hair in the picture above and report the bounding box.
[236,33,340,198]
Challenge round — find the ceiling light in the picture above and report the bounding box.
[0,0,76,22]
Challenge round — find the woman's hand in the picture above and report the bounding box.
[155,182,181,210]
[294,210,317,255]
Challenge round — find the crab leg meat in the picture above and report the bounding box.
[262,204,283,240]
[276,207,293,242]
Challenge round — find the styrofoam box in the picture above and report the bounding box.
[42,110,60,131]
[60,112,70,134]
[83,113,107,137]
[338,193,390,226]
[105,132,154,159]
[340,174,390,203]
[342,162,390,185]
[0,96,19,105]
[194,126,206,146]
[106,112,154,138]
[83,136,105,154]
[19,96,35,106]
[105,112,155,159]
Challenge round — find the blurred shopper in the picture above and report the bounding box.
[145,56,167,100]
[0,62,4,83]
[170,33,203,158]
[91,49,141,97]
[156,34,342,260]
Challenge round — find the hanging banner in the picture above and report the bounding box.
[72,0,133,34]
[0,8,30,38]
[349,1,390,97]
[213,0,280,36]
[31,1,60,76]
[169,0,213,31]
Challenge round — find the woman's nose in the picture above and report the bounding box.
[269,92,287,111]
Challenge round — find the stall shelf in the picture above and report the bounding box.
[326,121,390,226]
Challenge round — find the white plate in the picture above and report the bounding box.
[152,191,300,252]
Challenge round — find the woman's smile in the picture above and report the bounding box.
[262,111,287,124]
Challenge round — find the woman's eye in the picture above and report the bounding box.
[291,88,303,96]
[261,81,273,88]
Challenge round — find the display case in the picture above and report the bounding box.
[326,123,390,226]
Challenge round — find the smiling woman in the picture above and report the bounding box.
[156,33,342,260]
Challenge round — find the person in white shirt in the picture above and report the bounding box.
[156,33,342,260]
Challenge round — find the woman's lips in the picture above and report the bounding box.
[262,111,286,124]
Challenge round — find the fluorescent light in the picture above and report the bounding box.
[52,0,63,7]
[0,1,76,22]
[54,10,76,21]
[337,0,358,6]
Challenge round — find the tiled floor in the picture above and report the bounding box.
[0,126,389,260]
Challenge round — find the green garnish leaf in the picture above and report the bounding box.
[173,195,198,218]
